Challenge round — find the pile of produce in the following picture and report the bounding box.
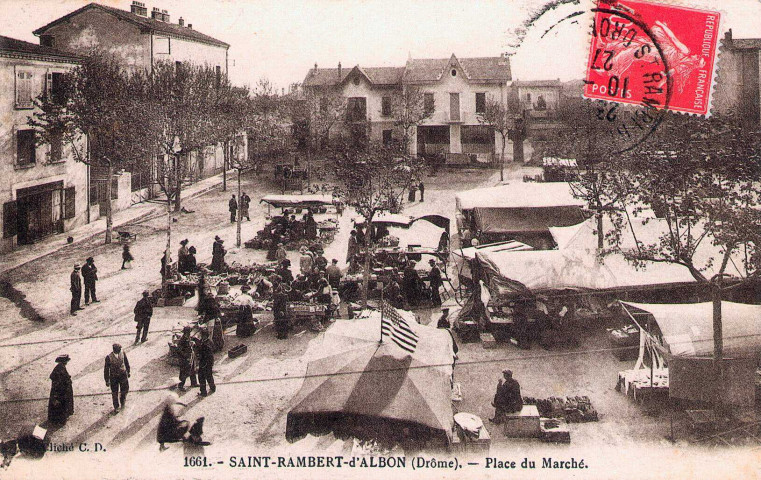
[523,396,599,423]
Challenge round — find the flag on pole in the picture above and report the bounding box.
[380,301,419,354]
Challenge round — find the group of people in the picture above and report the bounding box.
[407,181,426,203]
[173,325,217,397]
[262,209,320,258]
[69,257,99,316]
[177,239,198,274]
[228,192,251,223]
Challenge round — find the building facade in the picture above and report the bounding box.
[0,36,88,254]
[303,54,512,162]
[715,29,761,125]
[33,2,232,199]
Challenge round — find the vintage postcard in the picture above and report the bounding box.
[1,0,760,478]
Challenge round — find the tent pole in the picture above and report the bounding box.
[379,286,384,344]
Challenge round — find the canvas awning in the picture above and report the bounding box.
[455,182,586,212]
[287,311,455,444]
[454,240,533,261]
[620,301,761,358]
[260,194,335,208]
[473,206,589,234]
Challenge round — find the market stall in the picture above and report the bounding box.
[245,194,340,252]
[618,301,761,406]
[286,308,456,451]
[454,182,589,249]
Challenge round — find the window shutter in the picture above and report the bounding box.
[64,187,76,220]
[46,69,52,100]
[14,67,33,109]
[3,201,18,238]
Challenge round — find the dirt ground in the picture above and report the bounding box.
[1,164,751,479]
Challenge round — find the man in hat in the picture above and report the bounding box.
[104,344,130,413]
[70,264,82,315]
[81,257,99,305]
[240,192,251,221]
[436,308,451,329]
[195,329,215,396]
[177,326,197,391]
[228,195,238,223]
[490,369,523,423]
[48,355,74,425]
[426,259,443,306]
[275,243,287,263]
[134,291,154,344]
[326,259,342,289]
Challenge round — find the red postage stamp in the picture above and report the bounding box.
[584,0,721,115]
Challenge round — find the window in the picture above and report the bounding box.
[449,93,460,121]
[536,94,547,111]
[154,36,170,55]
[40,35,55,47]
[346,97,367,122]
[353,77,360,86]
[451,69,457,77]
[462,125,494,144]
[382,96,392,117]
[64,187,76,220]
[15,70,34,109]
[525,93,531,102]
[475,92,486,114]
[424,93,434,115]
[17,130,36,167]
[50,128,63,163]
[215,65,222,89]
[382,129,393,145]
[49,72,65,104]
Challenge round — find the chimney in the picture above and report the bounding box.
[161,9,170,23]
[151,7,161,20]
[338,62,342,79]
[178,17,184,27]
[130,1,147,16]
[187,24,193,29]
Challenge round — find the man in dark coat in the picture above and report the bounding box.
[134,291,154,344]
[490,369,523,423]
[104,343,130,413]
[346,230,358,264]
[272,279,289,340]
[70,264,82,316]
[427,259,443,306]
[48,355,74,425]
[228,195,238,223]
[177,326,198,390]
[196,329,216,396]
[418,181,425,202]
[326,259,342,289]
[304,212,318,240]
[240,192,251,221]
[81,257,99,305]
[402,260,420,307]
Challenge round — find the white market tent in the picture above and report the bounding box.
[455,240,534,261]
[260,194,335,208]
[620,301,761,358]
[455,182,586,212]
[475,216,746,297]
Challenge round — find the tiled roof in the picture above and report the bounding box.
[404,55,511,83]
[731,38,761,49]
[0,35,82,61]
[305,55,511,87]
[33,3,229,48]
[513,79,562,87]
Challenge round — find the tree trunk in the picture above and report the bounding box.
[223,141,228,192]
[596,204,604,250]
[174,153,183,212]
[712,279,724,410]
[361,225,372,308]
[500,140,506,182]
[236,168,242,247]
[104,160,113,244]
[163,170,172,299]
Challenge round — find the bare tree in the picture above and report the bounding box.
[390,85,432,153]
[331,140,424,306]
[478,95,513,182]
[29,52,151,244]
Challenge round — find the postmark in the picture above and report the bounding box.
[584,0,721,116]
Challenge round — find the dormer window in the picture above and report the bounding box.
[353,77,360,86]
[451,69,457,77]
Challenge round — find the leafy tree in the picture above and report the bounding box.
[478,95,514,182]
[306,89,346,151]
[331,140,424,306]
[29,52,151,244]
[390,86,433,153]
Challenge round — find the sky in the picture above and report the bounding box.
[2,0,761,90]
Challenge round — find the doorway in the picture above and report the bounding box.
[16,181,64,245]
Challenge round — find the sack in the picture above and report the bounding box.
[124,260,133,269]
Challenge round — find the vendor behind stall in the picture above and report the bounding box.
[490,369,523,423]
